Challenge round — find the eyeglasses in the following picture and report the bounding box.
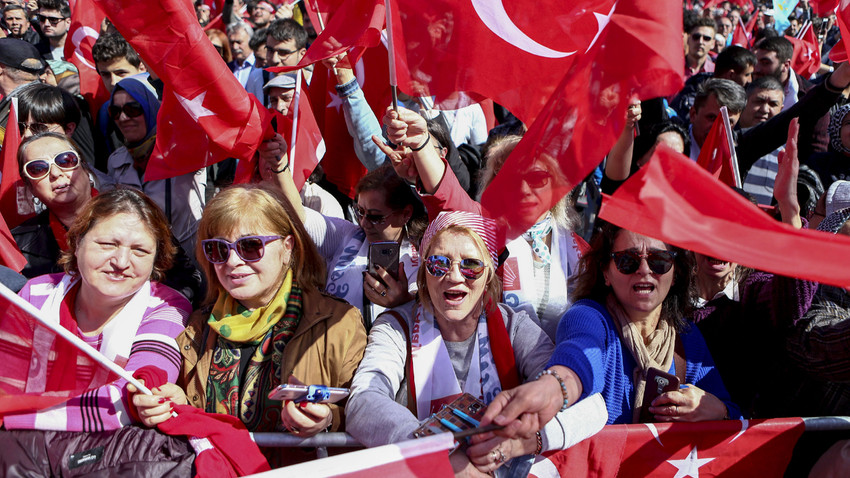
[690,33,714,42]
[201,235,282,264]
[37,14,66,25]
[610,249,677,275]
[270,49,297,62]
[520,170,551,189]
[107,102,145,120]
[22,150,80,181]
[18,122,54,135]
[425,255,487,280]
[353,206,394,226]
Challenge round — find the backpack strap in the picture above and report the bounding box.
[381,310,417,418]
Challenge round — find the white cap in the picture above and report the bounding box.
[263,73,296,92]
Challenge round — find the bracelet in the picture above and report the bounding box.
[533,431,543,456]
[409,132,431,152]
[271,162,290,174]
[535,369,569,412]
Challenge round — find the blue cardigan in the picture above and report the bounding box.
[548,299,741,424]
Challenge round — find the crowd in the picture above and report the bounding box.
[1,0,850,476]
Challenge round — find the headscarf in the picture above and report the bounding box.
[817,207,850,235]
[420,211,499,267]
[828,104,850,155]
[109,75,160,146]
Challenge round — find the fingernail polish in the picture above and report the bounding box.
[158,398,167,404]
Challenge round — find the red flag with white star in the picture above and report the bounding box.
[63,0,109,115]
[94,0,272,181]
[787,24,821,79]
[530,418,803,478]
[696,107,739,188]
[731,17,750,47]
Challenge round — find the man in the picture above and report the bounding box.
[753,36,803,111]
[688,78,746,160]
[250,27,267,69]
[0,38,45,134]
[4,4,39,45]
[739,76,785,204]
[672,46,754,124]
[35,0,70,60]
[715,14,733,45]
[249,0,274,29]
[265,18,306,69]
[685,17,717,80]
[92,32,146,92]
[226,22,264,101]
[264,73,295,116]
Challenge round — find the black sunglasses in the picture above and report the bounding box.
[520,170,551,189]
[610,249,677,275]
[18,122,53,135]
[353,206,394,225]
[202,235,282,264]
[37,14,66,26]
[108,102,145,120]
[690,33,714,42]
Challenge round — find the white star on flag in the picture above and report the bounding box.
[175,91,214,121]
[586,2,618,53]
[667,446,715,478]
[326,91,343,112]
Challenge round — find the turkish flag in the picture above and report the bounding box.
[530,419,803,478]
[787,25,821,79]
[600,145,850,288]
[745,8,760,40]
[0,284,120,419]
[274,433,454,477]
[0,98,34,231]
[480,0,683,238]
[696,110,738,188]
[731,18,750,48]
[63,0,109,115]
[811,0,840,15]
[267,0,384,73]
[95,0,272,181]
[389,0,620,125]
[703,0,755,13]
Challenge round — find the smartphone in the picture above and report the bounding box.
[368,241,400,280]
[267,384,350,403]
[641,367,681,422]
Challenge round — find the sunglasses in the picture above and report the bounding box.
[108,102,145,120]
[520,170,551,189]
[37,14,66,25]
[18,122,54,135]
[22,150,80,181]
[610,249,677,275]
[690,33,714,42]
[202,235,282,264]
[425,255,487,280]
[353,206,394,226]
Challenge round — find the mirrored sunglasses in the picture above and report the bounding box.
[22,150,81,181]
[202,235,282,264]
[425,255,487,280]
[610,249,677,275]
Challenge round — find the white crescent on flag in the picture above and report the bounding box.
[469,0,575,58]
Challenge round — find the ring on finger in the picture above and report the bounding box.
[495,449,507,464]
[380,290,387,297]
[490,450,498,462]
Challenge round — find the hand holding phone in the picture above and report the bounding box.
[368,241,401,282]
[268,384,350,403]
[640,367,680,423]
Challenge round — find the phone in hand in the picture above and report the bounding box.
[368,241,400,281]
[267,384,350,403]
[640,367,681,422]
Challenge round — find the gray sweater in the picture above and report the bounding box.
[346,302,608,450]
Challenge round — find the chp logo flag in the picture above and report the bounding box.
[63,0,109,114]
[95,0,272,181]
[530,418,804,478]
[480,0,684,238]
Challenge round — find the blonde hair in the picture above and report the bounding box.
[416,225,502,316]
[196,184,326,305]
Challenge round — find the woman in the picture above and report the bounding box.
[260,137,427,326]
[374,107,585,341]
[7,187,191,432]
[346,211,607,477]
[481,222,739,436]
[206,28,233,63]
[12,132,106,278]
[134,185,367,464]
[106,76,206,260]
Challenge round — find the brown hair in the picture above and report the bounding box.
[58,186,176,281]
[18,132,89,181]
[196,184,326,305]
[205,28,233,63]
[416,225,502,317]
[354,163,428,245]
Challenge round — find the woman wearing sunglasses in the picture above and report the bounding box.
[132,184,366,465]
[12,132,110,278]
[105,76,206,260]
[346,211,607,476]
[479,222,739,439]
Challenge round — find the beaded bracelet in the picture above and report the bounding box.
[533,431,543,456]
[272,162,290,174]
[409,132,431,151]
[535,369,569,412]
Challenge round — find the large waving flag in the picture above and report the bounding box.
[95,0,272,181]
[773,0,798,34]
[63,0,109,114]
[529,418,803,478]
[600,145,850,289]
[480,0,683,238]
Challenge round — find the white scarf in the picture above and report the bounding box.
[325,231,418,317]
[410,305,501,421]
[502,225,582,337]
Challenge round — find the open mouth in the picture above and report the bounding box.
[105,271,129,280]
[706,257,729,266]
[444,290,467,304]
[633,283,655,295]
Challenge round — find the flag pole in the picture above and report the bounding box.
[0,283,154,396]
[720,106,741,188]
[310,0,338,75]
[289,69,302,172]
[384,0,399,112]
